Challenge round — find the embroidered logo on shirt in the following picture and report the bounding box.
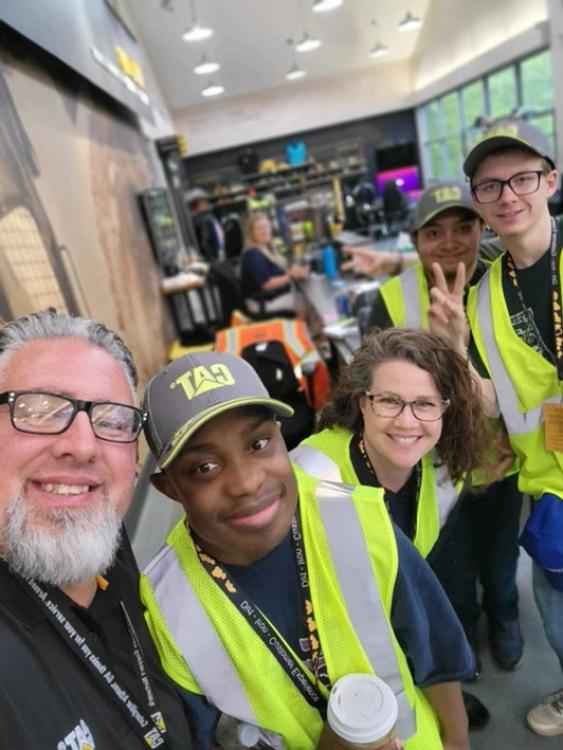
[510,308,543,355]
[57,719,95,750]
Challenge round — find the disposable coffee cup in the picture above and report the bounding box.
[317,674,398,750]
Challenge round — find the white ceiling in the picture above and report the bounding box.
[127,0,430,112]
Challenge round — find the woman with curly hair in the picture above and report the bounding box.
[291,327,489,559]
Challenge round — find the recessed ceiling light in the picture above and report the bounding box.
[286,63,306,81]
[194,55,220,75]
[313,0,343,12]
[369,42,389,59]
[202,81,224,97]
[295,32,322,53]
[398,10,422,31]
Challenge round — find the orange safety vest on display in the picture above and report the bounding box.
[214,318,330,411]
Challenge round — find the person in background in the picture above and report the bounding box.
[240,211,308,316]
[428,119,563,737]
[0,310,192,748]
[140,351,473,750]
[367,182,525,683]
[187,187,225,263]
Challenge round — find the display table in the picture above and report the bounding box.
[297,274,370,364]
[160,271,219,337]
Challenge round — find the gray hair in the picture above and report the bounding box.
[0,310,138,398]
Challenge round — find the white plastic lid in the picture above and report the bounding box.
[237,722,261,747]
[327,673,399,744]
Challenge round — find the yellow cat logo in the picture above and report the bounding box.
[487,123,519,139]
[432,186,462,203]
[171,363,235,400]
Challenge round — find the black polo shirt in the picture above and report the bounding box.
[0,534,192,749]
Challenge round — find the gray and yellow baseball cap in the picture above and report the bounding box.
[413,181,479,231]
[143,351,294,469]
[463,119,555,178]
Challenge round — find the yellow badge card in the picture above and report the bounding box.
[544,403,563,452]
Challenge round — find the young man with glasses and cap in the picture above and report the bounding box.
[140,349,475,750]
[0,310,192,748]
[428,119,563,736]
[364,182,524,689]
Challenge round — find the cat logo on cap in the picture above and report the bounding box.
[171,363,235,400]
[431,186,462,203]
[486,122,519,139]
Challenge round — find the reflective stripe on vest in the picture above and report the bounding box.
[399,267,423,327]
[315,481,416,739]
[290,444,345,483]
[434,462,458,528]
[144,543,257,725]
[291,443,456,533]
[476,275,559,435]
[217,326,239,354]
[144,486,415,740]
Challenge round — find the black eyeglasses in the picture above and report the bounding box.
[365,393,450,422]
[471,170,546,204]
[0,390,146,443]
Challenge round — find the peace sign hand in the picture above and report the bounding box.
[428,262,469,354]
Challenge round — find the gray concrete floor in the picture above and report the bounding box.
[466,550,562,749]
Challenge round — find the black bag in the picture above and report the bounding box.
[240,340,315,450]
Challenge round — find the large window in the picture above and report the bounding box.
[418,49,555,182]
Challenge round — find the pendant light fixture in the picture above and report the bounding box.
[397,10,422,31]
[369,42,389,59]
[368,19,388,59]
[295,31,321,53]
[312,0,343,12]
[182,0,213,41]
[295,0,321,53]
[287,63,306,81]
[194,53,220,75]
[285,39,306,80]
[201,80,224,97]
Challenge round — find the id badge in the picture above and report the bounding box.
[544,403,563,451]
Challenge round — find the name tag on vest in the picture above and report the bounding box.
[544,403,563,452]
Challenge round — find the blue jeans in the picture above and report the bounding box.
[430,473,523,636]
[532,561,563,671]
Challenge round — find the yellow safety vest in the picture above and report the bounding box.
[291,426,458,558]
[141,468,443,749]
[379,263,430,327]
[467,255,563,499]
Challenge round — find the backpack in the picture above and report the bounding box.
[240,340,315,450]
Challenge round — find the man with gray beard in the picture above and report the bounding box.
[0,310,192,749]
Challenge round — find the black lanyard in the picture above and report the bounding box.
[505,217,563,380]
[21,577,170,749]
[289,515,330,691]
[195,514,329,714]
[358,436,422,518]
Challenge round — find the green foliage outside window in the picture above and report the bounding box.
[529,113,556,151]
[488,66,517,118]
[430,142,444,179]
[461,81,485,128]
[521,50,553,110]
[426,101,441,140]
[442,93,460,135]
[445,137,463,177]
